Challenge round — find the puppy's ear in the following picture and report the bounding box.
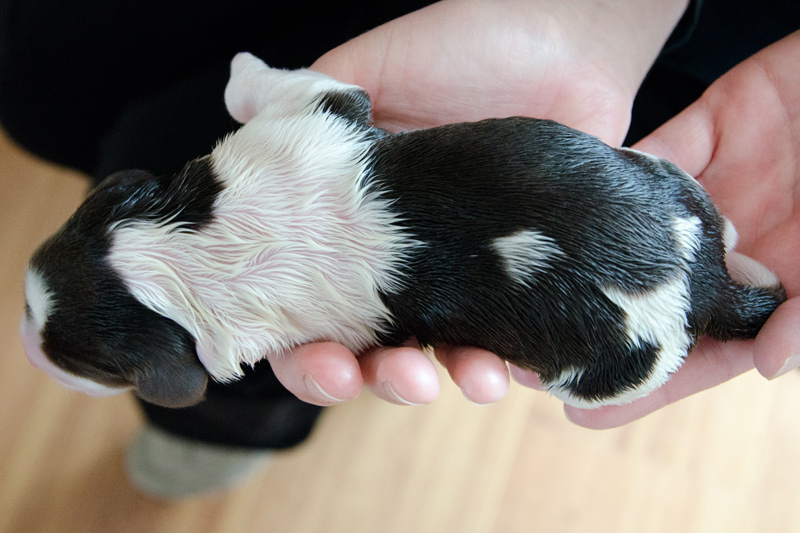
[225,52,271,124]
[133,350,209,408]
[125,315,209,408]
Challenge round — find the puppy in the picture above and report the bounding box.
[21,52,786,409]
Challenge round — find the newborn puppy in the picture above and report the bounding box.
[21,52,786,409]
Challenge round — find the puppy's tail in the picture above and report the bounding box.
[705,252,786,340]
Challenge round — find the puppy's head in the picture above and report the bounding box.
[21,168,213,408]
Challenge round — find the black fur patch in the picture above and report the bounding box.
[30,229,196,388]
[316,89,372,127]
[366,118,684,399]
[27,157,222,402]
[564,340,663,402]
[85,156,222,232]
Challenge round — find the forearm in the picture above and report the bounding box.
[541,0,692,96]
[310,0,693,142]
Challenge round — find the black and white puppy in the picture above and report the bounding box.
[21,52,786,409]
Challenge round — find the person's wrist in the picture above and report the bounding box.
[552,0,691,100]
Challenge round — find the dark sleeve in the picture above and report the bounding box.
[662,0,705,53]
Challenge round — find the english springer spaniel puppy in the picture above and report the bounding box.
[21,53,785,409]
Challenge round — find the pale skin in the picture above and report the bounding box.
[244,0,800,422]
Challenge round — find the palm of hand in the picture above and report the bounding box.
[312,0,635,143]
[697,68,799,294]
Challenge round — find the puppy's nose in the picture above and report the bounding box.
[19,315,130,397]
[20,315,47,370]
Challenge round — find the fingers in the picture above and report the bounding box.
[266,342,511,407]
[270,341,441,407]
[754,297,800,379]
[436,347,510,405]
[264,343,364,406]
[359,345,440,405]
[268,307,798,415]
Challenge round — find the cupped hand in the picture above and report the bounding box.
[261,0,690,406]
[564,30,800,428]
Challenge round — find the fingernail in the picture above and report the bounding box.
[381,381,422,406]
[769,354,800,380]
[303,374,346,403]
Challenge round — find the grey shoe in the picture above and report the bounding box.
[125,423,273,499]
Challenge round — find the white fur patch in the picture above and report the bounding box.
[671,216,703,261]
[24,268,54,331]
[544,217,701,408]
[544,366,588,406]
[225,52,362,124]
[617,147,667,169]
[109,106,415,381]
[722,217,738,252]
[726,251,781,288]
[492,229,564,287]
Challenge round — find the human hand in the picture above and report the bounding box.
[258,0,690,407]
[561,30,800,428]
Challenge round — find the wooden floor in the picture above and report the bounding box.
[1,126,799,533]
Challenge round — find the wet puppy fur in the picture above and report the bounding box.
[22,54,786,409]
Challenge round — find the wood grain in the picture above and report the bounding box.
[1,127,798,533]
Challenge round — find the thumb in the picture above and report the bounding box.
[754,298,800,380]
[632,98,716,178]
[310,32,384,90]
